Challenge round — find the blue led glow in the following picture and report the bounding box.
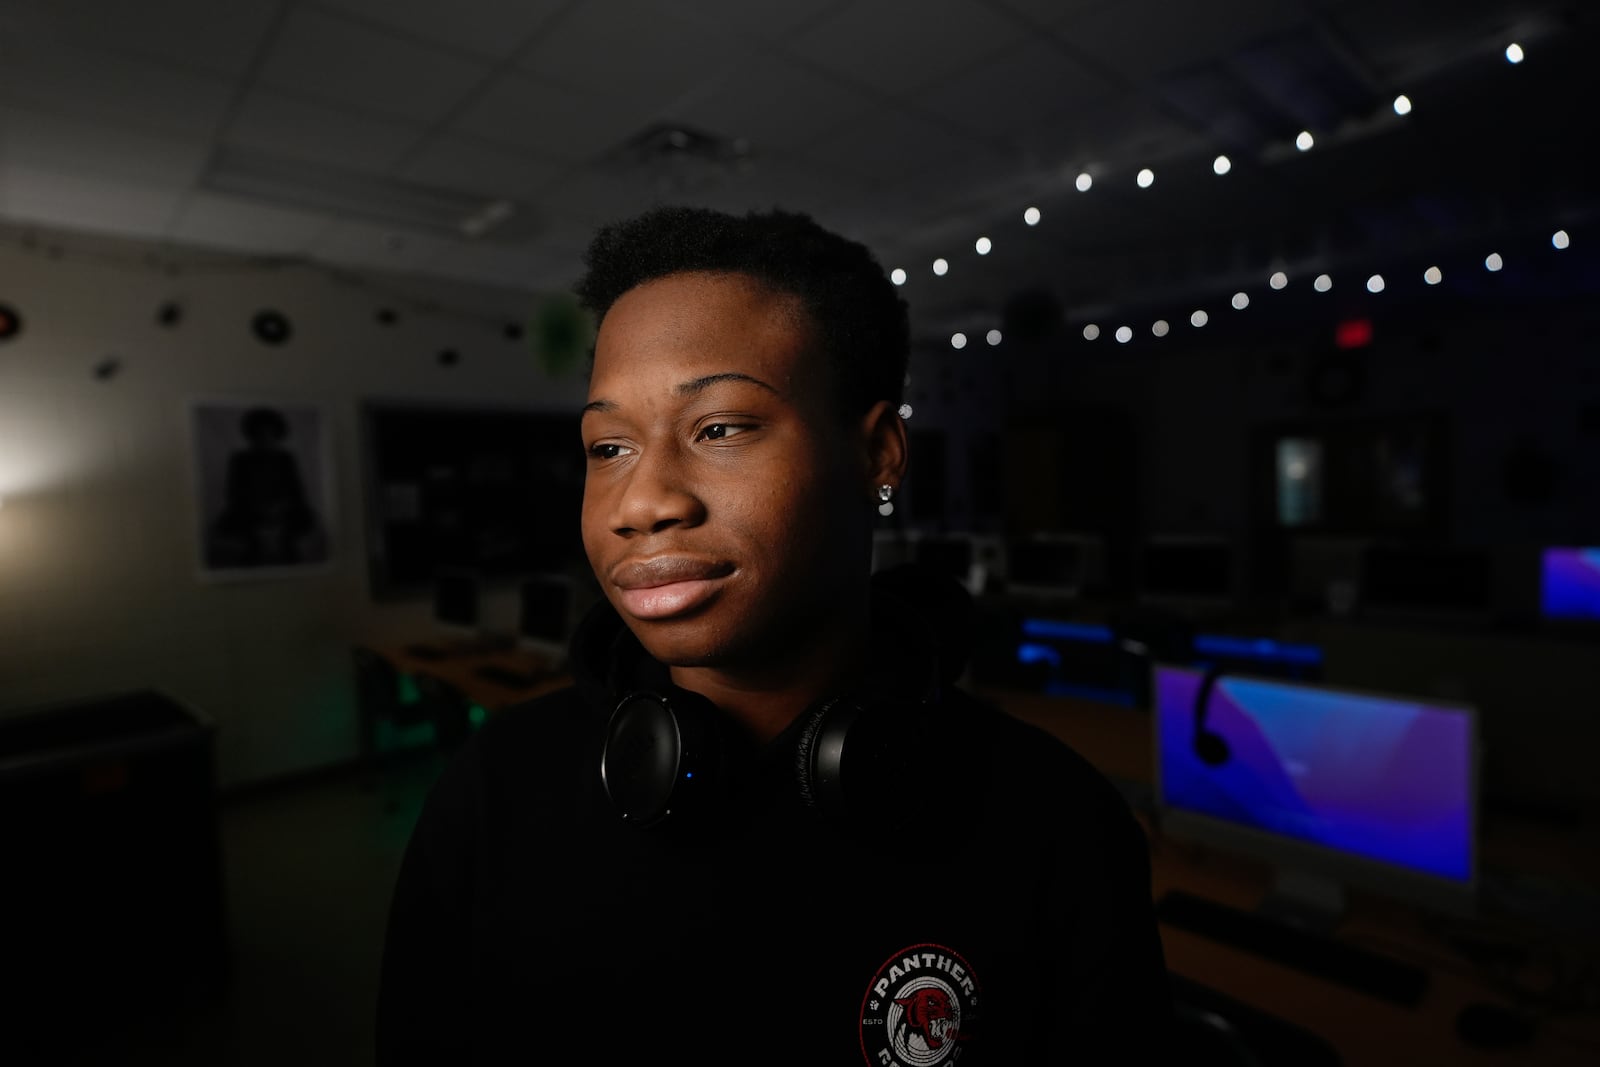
[1017,642,1062,666]
[1193,633,1323,666]
[685,772,694,779]
[1021,618,1114,644]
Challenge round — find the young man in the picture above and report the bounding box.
[377,207,1172,1064]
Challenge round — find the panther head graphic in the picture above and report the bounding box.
[895,986,957,1049]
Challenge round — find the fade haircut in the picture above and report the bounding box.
[574,205,909,419]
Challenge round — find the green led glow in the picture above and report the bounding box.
[375,719,435,752]
[469,705,488,727]
[398,674,422,705]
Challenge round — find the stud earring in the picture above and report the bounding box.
[877,484,895,517]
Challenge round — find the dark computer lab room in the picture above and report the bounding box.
[2,1,1598,1064]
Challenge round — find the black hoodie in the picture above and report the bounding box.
[377,573,1172,1065]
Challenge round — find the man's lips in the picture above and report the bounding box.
[611,556,734,620]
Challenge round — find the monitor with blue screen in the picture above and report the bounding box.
[1540,546,1600,621]
[1153,664,1478,924]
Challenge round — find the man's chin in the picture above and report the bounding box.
[622,618,730,669]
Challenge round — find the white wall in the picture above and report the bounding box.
[0,225,589,787]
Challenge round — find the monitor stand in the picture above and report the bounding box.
[1256,868,1347,937]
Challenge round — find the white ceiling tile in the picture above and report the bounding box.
[1051,0,1302,81]
[664,0,845,40]
[978,0,1122,27]
[514,1,741,104]
[255,7,490,125]
[786,0,1023,95]
[0,167,182,241]
[426,241,577,292]
[1327,0,1535,79]
[916,38,1116,140]
[1035,95,1207,168]
[0,107,209,187]
[529,168,664,229]
[224,90,425,173]
[672,57,879,153]
[678,158,875,222]
[167,191,334,254]
[398,136,564,201]
[450,73,655,163]
[16,0,282,78]
[315,0,570,60]
[801,105,989,187]
[532,212,607,255]
[306,220,461,276]
[0,43,235,140]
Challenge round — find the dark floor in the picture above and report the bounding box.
[54,752,446,1067]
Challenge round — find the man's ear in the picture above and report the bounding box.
[858,399,909,492]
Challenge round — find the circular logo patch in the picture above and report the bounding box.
[859,943,979,1066]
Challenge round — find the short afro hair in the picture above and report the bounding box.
[574,205,908,418]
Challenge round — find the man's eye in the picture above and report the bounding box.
[699,423,750,441]
[588,442,624,459]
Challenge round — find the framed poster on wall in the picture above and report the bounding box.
[189,398,334,581]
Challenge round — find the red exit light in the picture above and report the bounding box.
[1335,318,1373,349]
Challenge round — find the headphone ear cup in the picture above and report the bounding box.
[601,689,722,828]
[795,697,860,819]
[795,696,937,832]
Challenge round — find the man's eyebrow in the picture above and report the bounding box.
[581,373,778,416]
[676,372,779,397]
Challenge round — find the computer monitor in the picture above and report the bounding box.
[1139,536,1236,608]
[432,571,480,635]
[1153,664,1478,927]
[518,574,573,665]
[1540,546,1600,622]
[1005,533,1101,600]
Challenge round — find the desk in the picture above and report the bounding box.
[980,686,1600,1066]
[379,641,572,713]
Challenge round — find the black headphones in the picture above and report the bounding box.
[596,563,968,832]
[1191,663,1233,767]
[599,681,938,832]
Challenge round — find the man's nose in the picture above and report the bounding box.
[609,445,706,536]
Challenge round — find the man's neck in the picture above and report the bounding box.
[667,601,871,743]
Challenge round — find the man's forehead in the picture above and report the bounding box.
[606,270,807,331]
[589,275,818,385]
